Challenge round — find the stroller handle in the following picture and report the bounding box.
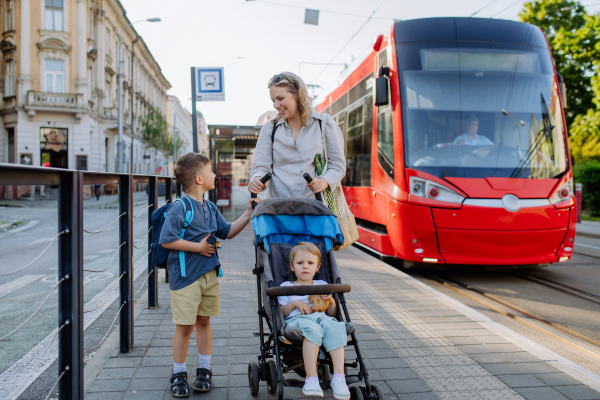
[266,283,351,297]
[251,173,272,209]
[303,173,323,203]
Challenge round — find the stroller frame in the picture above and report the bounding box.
[247,197,383,400]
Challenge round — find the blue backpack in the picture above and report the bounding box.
[150,195,220,278]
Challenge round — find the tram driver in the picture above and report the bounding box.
[453,116,494,146]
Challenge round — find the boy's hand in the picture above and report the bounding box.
[197,234,216,257]
[293,301,313,315]
[320,294,334,302]
[247,197,261,213]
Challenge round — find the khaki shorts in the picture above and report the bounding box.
[170,268,220,325]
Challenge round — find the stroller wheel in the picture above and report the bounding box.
[319,362,331,385]
[266,360,278,394]
[349,386,364,400]
[248,362,259,395]
[370,384,384,399]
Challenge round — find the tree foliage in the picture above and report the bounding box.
[519,0,598,126]
[140,110,184,157]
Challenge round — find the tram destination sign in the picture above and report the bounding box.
[193,67,225,102]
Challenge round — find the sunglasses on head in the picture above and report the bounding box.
[270,74,298,91]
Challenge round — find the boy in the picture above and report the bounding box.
[278,242,350,399]
[159,152,259,397]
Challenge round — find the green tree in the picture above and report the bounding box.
[519,0,598,126]
[141,110,183,157]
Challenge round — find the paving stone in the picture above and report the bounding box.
[437,391,479,400]
[88,378,132,392]
[123,390,166,400]
[446,337,482,346]
[480,363,527,376]
[455,344,496,354]
[413,366,455,379]
[84,392,124,400]
[478,389,524,400]
[96,367,137,380]
[469,353,510,364]
[423,377,470,392]
[118,347,148,357]
[502,353,542,364]
[474,336,512,345]
[130,377,169,391]
[387,378,432,394]
[397,392,441,400]
[370,357,410,369]
[135,366,173,378]
[105,357,143,368]
[533,372,583,386]
[450,365,492,377]
[463,376,509,390]
[378,367,420,380]
[517,362,561,374]
[553,385,600,400]
[496,374,546,388]
[515,386,569,400]
[486,344,527,353]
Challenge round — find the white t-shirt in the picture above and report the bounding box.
[452,133,494,146]
[277,280,329,319]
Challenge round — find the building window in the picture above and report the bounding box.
[45,59,64,93]
[45,0,63,31]
[6,0,13,31]
[88,67,93,99]
[5,60,14,96]
[105,82,110,107]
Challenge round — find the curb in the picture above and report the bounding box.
[0,219,19,230]
[577,231,600,240]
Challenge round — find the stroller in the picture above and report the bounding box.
[247,174,384,400]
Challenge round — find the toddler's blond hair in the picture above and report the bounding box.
[289,242,321,267]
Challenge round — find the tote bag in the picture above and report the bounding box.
[318,116,359,251]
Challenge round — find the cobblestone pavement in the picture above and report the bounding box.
[85,224,600,399]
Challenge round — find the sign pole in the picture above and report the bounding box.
[190,67,199,153]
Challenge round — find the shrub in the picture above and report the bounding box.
[573,160,600,216]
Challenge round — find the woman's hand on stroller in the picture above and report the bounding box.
[293,301,314,315]
[197,234,216,257]
[248,176,267,194]
[306,177,329,194]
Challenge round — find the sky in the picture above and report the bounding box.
[120,0,600,126]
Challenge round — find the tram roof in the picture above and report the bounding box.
[394,17,548,48]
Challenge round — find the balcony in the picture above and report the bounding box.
[104,107,118,119]
[24,91,85,121]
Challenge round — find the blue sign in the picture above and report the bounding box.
[194,67,224,101]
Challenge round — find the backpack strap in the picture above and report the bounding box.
[177,196,194,278]
[204,199,223,278]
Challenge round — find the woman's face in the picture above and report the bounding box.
[270,85,298,120]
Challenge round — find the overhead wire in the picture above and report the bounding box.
[470,0,503,16]
[253,0,398,20]
[309,0,389,86]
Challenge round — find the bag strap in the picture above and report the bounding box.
[177,196,195,278]
[270,121,278,172]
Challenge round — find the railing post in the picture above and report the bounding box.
[576,183,582,223]
[148,176,159,309]
[119,174,134,353]
[58,170,83,400]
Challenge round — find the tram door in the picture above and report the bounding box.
[211,136,234,211]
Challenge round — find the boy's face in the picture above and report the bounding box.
[290,250,321,283]
[196,162,216,190]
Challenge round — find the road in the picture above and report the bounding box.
[0,191,159,376]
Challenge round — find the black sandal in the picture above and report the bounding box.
[192,367,212,391]
[170,372,189,398]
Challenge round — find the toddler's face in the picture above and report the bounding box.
[290,250,320,283]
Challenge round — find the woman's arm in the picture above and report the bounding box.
[320,115,346,190]
[249,122,274,186]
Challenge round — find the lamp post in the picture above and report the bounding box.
[118,18,161,173]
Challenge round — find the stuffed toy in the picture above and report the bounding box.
[308,295,330,313]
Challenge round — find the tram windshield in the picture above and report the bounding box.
[398,42,568,179]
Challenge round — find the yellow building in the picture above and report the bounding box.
[0,0,171,174]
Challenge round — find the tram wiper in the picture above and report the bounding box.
[509,94,554,178]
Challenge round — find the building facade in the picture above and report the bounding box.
[0,0,171,176]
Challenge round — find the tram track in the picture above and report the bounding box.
[511,272,600,306]
[417,272,600,364]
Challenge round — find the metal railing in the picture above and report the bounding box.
[0,162,177,400]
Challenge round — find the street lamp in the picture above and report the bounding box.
[117,18,161,173]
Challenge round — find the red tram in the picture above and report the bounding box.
[316,18,575,267]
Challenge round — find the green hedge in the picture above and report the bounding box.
[573,160,600,216]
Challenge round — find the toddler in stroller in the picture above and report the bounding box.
[248,194,384,400]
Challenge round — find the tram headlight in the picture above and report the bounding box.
[550,178,573,204]
[409,176,465,204]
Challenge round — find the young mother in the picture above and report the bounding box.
[248,72,346,199]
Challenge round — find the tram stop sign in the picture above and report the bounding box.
[193,67,225,101]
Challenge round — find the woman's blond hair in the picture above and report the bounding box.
[289,242,322,267]
[268,72,313,126]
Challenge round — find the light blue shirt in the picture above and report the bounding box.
[453,133,494,146]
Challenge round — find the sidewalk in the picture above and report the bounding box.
[84,224,600,400]
[577,221,600,240]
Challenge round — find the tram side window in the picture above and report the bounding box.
[379,48,388,69]
[362,95,373,187]
[337,111,347,155]
[344,102,364,186]
[377,104,394,180]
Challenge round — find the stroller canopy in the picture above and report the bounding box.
[251,198,343,253]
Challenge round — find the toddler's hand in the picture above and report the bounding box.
[247,197,260,212]
[197,234,216,257]
[294,301,313,315]
[320,294,334,302]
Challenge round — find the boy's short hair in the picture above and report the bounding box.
[289,242,321,266]
[174,152,211,190]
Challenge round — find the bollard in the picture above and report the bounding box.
[576,183,582,223]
